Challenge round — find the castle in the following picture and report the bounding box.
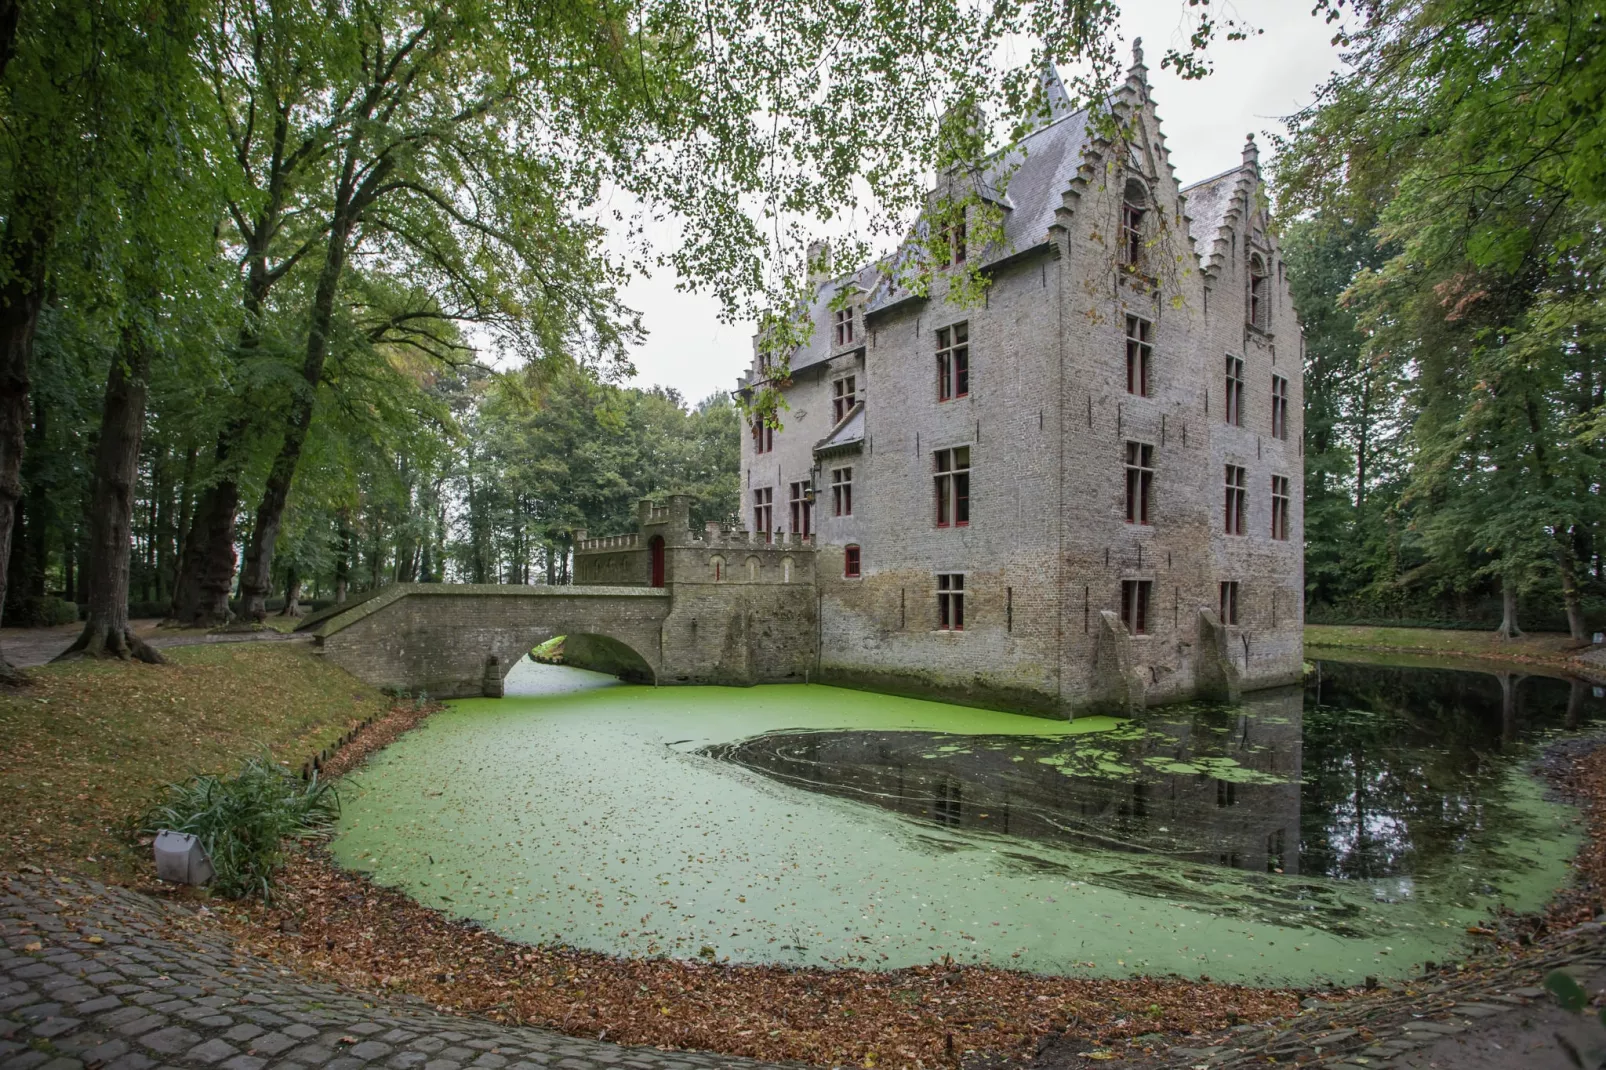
[575,46,1304,716]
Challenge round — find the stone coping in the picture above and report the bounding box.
[307,586,671,641]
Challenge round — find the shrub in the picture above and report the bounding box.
[139,756,339,900]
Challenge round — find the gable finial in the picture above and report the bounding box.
[1242,133,1259,171]
[1131,37,1144,69]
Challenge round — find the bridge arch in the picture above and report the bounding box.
[538,631,656,684]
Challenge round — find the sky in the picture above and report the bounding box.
[614,0,1351,406]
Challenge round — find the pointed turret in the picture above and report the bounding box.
[1037,62,1075,127]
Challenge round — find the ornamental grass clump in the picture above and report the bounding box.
[140,756,339,900]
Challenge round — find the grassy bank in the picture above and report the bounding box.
[1306,623,1604,678]
[0,641,390,881]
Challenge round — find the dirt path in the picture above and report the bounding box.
[0,620,302,668]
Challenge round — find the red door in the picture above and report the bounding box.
[649,535,665,587]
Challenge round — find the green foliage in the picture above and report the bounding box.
[1276,0,1606,633]
[139,757,340,901]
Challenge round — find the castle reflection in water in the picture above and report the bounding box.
[707,661,1605,883]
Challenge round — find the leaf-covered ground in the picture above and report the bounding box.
[0,641,390,880]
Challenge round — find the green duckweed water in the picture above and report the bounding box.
[331,658,1600,985]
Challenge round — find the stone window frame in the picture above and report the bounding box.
[1224,464,1248,536]
[936,321,970,402]
[1224,355,1245,427]
[752,420,775,454]
[831,374,857,424]
[936,572,966,631]
[1248,252,1270,332]
[1120,578,1152,635]
[831,465,853,517]
[744,555,760,581]
[752,486,774,539]
[833,305,856,347]
[1271,474,1291,540]
[1124,440,1155,525]
[1125,314,1153,397]
[1120,177,1149,271]
[1271,374,1289,440]
[942,216,967,268]
[843,544,861,578]
[788,480,812,536]
[1219,580,1240,625]
[933,445,971,528]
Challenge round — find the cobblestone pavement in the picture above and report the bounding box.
[0,872,780,1070]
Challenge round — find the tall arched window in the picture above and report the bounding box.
[1121,178,1148,270]
[1249,254,1268,330]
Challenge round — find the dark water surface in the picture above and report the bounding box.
[332,657,1602,983]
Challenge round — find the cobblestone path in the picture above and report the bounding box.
[0,873,780,1070]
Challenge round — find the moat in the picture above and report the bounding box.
[330,658,1605,984]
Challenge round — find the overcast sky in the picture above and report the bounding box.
[614,0,1350,405]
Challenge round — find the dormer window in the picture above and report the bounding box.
[1121,179,1147,270]
[834,306,855,346]
[944,219,967,267]
[1249,254,1269,330]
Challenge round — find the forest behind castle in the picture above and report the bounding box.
[0,0,1600,665]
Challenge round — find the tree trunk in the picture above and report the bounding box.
[0,187,53,680]
[278,566,302,617]
[168,468,241,627]
[55,331,163,663]
[1555,531,1589,642]
[334,514,351,603]
[238,208,357,621]
[1495,573,1523,640]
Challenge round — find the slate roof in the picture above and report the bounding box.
[813,403,864,456]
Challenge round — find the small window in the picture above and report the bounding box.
[752,486,773,539]
[752,421,774,454]
[834,306,855,346]
[831,466,853,517]
[788,480,812,537]
[711,555,725,582]
[1121,179,1147,270]
[832,375,857,424]
[1224,465,1247,535]
[934,446,970,528]
[844,544,861,578]
[1271,475,1290,540]
[944,218,967,267]
[1271,375,1289,440]
[1124,441,1154,525]
[937,573,965,631]
[781,556,793,583]
[1125,315,1152,397]
[937,322,970,401]
[1225,356,1245,427]
[1120,579,1151,635]
[1219,580,1240,625]
[1249,254,1269,330]
[745,555,760,581]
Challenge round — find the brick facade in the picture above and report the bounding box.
[735,50,1304,715]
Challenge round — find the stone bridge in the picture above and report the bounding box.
[300,499,821,698]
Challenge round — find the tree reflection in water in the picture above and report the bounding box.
[707,663,1605,896]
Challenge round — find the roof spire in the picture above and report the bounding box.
[1242,133,1259,172]
[1036,62,1074,128]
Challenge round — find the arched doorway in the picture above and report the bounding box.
[649,535,665,587]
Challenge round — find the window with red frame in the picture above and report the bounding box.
[1224,465,1247,535]
[752,421,774,453]
[843,544,861,578]
[831,466,853,516]
[788,480,812,536]
[834,306,855,346]
[1121,579,1151,634]
[1126,315,1152,396]
[937,323,969,401]
[1271,475,1290,540]
[934,446,970,527]
[832,376,856,423]
[1124,441,1154,525]
[752,486,773,538]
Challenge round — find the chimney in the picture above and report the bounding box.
[806,239,832,288]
